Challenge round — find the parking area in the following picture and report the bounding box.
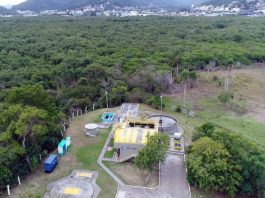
[116,153,190,198]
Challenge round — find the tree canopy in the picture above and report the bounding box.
[136,133,169,173]
[190,123,265,197]
[1,16,265,111]
[187,137,242,196]
[0,85,62,187]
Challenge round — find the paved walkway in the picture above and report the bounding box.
[97,121,125,185]
[116,153,190,198]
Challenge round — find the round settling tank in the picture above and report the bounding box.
[85,123,99,137]
[148,115,184,136]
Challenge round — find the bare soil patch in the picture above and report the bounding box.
[105,161,159,188]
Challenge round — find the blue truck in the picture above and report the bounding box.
[44,154,58,173]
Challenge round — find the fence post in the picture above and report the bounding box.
[18,176,21,186]
[39,154,42,161]
[93,103,95,111]
[72,112,74,120]
[69,117,71,123]
[81,110,82,115]
[85,106,87,114]
[77,110,79,117]
[7,185,10,196]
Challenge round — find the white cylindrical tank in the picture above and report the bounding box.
[85,123,99,137]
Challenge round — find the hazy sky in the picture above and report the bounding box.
[0,0,25,6]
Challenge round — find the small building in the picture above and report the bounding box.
[113,117,158,162]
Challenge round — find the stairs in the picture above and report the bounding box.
[117,149,137,162]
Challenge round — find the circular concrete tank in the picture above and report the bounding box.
[85,123,99,137]
[148,115,183,136]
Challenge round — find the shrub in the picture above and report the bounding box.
[175,105,182,113]
[218,91,234,105]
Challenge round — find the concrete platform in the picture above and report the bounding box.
[44,170,101,198]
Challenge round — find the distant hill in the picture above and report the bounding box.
[14,0,208,11]
[203,0,263,6]
[0,6,15,15]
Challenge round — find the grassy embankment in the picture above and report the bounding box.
[163,68,265,198]
[11,108,117,198]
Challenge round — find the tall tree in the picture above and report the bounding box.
[135,133,169,183]
[180,69,197,115]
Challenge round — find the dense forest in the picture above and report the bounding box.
[1,16,265,194]
[1,16,265,110]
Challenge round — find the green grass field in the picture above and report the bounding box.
[164,96,265,149]
[76,128,117,198]
[197,99,265,149]
[11,109,117,198]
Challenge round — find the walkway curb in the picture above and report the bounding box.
[97,124,125,186]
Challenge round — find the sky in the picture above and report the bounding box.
[0,0,25,6]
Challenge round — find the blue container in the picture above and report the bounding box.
[58,140,67,156]
[44,154,58,173]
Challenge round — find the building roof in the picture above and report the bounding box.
[114,118,158,145]
[114,127,157,145]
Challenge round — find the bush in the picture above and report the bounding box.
[218,91,234,105]
[145,96,165,110]
[192,122,215,141]
[212,75,218,81]
[175,105,182,113]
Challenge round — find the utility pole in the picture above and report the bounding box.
[105,91,109,111]
[160,95,163,113]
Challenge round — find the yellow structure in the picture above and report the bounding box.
[114,117,158,146]
[63,187,81,195]
[76,172,92,178]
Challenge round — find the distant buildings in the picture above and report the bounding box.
[1,1,265,18]
[186,0,265,16]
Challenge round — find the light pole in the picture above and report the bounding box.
[160,95,163,113]
[105,91,109,111]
